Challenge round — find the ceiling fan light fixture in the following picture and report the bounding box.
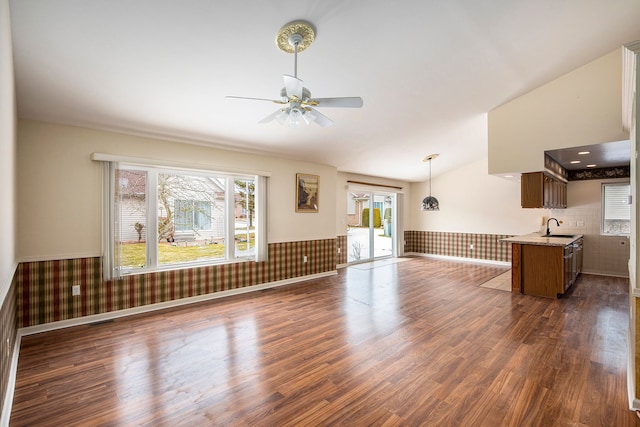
[289,107,302,120]
[302,110,316,125]
[226,20,362,128]
[307,109,316,121]
[291,107,304,127]
[274,105,318,128]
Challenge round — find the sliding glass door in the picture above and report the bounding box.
[346,190,396,263]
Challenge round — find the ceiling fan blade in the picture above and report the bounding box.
[258,109,283,124]
[309,107,334,127]
[283,75,303,99]
[309,97,363,108]
[226,96,286,104]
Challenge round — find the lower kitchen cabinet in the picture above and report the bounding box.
[510,238,582,298]
[521,244,565,298]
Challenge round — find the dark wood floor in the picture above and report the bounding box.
[9,257,639,426]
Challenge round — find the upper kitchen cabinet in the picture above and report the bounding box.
[521,172,567,209]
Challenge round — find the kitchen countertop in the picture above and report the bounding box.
[501,232,583,246]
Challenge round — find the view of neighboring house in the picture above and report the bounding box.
[347,192,393,234]
[116,168,249,244]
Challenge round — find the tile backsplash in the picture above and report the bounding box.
[549,207,629,277]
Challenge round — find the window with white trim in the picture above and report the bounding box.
[601,182,630,236]
[103,162,266,278]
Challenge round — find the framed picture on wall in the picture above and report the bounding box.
[296,173,319,212]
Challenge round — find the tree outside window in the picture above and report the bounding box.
[113,165,257,273]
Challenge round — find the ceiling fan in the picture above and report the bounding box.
[226,21,363,128]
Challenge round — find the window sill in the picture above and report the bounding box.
[118,257,255,277]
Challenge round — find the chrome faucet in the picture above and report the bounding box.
[546,217,560,236]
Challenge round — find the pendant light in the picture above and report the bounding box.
[422,154,440,211]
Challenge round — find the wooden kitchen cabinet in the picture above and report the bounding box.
[510,240,581,298]
[521,244,565,298]
[521,171,567,208]
[504,234,583,298]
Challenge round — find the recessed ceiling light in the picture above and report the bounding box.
[504,175,513,178]
[586,164,597,168]
[570,160,580,164]
[578,151,590,155]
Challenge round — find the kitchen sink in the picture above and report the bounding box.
[546,234,576,238]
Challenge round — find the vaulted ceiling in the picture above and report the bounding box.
[9,1,640,181]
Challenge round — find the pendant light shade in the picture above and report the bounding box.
[422,154,440,211]
[422,195,439,211]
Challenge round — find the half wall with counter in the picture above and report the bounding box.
[502,233,583,298]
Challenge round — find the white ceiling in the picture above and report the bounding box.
[9,0,640,182]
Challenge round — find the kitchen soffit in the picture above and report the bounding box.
[545,140,630,171]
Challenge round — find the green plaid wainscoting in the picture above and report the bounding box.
[0,280,17,417]
[16,239,336,328]
[404,231,512,263]
[336,235,347,265]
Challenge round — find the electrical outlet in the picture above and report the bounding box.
[577,220,585,227]
[72,285,80,296]
[337,247,341,254]
[303,255,308,263]
[469,244,474,250]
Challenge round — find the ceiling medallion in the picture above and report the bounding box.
[276,21,315,54]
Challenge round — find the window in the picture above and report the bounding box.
[103,161,266,278]
[174,200,212,231]
[602,183,630,236]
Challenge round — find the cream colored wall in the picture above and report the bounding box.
[409,157,544,235]
[0,0,17,304]
[407,156,629,275]
[549,178,630,276]
[488,48,629,175]
[335,172,410,237]
[17,120,337,261]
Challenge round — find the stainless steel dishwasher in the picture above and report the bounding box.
[564,244,573,291]
[573,238,583,281]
